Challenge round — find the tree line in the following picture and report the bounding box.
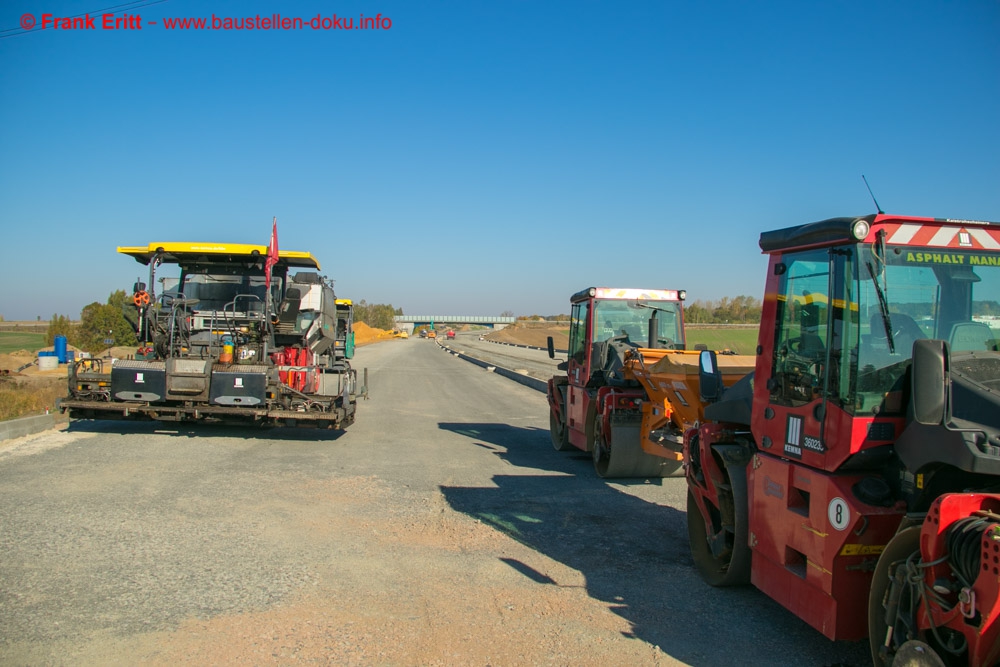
[517,314,569,322]
[683,296,762,324]
[352,301,403,331]
[525,296,763,325]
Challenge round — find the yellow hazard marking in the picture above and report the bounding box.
[801,523,829,538]
[839,544,887,556]
[807,561,833,575]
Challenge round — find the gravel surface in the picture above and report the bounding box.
[0,339,869,666]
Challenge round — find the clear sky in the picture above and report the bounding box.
[1,0,998,321]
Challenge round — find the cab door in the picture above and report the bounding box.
[755,248,840,464]
[565,299,594,448]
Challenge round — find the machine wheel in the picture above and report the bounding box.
[686,461,751,587]
[889,641,946,667]
[592,418,667,478]
[550,411,573,451]
[868,527,931,666]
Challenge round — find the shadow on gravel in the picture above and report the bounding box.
[438,421,869,667]
[65,419,347,441]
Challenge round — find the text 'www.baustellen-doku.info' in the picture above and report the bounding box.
[18,13,392,32]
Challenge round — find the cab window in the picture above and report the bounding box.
[568,301,589,364]
[771,250,834,406]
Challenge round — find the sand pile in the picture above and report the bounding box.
[353,322,392,347]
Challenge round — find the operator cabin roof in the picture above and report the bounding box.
[117,242,321,269]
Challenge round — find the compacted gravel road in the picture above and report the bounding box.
[0,339,869,666]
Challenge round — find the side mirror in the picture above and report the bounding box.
[547,336,555,359]
[699,349,723,403]
[912,339,949,425]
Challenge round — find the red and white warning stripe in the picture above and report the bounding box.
[881,221,1000,250]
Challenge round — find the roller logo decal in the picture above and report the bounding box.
[784,415,802,459]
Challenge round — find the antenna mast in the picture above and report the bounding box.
[862,174,884,214]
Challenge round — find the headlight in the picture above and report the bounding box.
[852,219,870,240]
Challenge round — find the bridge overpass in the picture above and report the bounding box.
[393,315,515,333]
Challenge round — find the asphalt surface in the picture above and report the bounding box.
[0,338,870,666]
[441,332,561,381]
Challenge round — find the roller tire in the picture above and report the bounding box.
[593,420,668,478]
[868,527,923,666]
[550,411,573,452]
[686,463,751,587]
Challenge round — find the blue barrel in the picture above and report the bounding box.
[54,335,67,363]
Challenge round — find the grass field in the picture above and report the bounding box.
[0,332,45,355]
[686,327,758,355]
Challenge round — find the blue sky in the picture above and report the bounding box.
[1,0,998,321]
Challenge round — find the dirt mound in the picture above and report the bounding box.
[0,342,96,376]
[353,322,392,347]
[485,322,569,349]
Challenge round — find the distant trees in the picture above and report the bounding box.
[525,297,761,325]
[353,300,402,330]
[45,315,75,346]
[974,300,1000,316]
[39,290,139,353]
[75,290,137,352]
[684,296,762,324]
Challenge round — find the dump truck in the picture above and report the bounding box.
[687,214,1000,665]
[59,242,362,429]
[545,287,752,477]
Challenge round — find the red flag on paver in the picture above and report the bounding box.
[265,217,279,291]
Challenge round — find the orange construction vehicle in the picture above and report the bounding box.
[546,287,752,477]
[623,348,753,463]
